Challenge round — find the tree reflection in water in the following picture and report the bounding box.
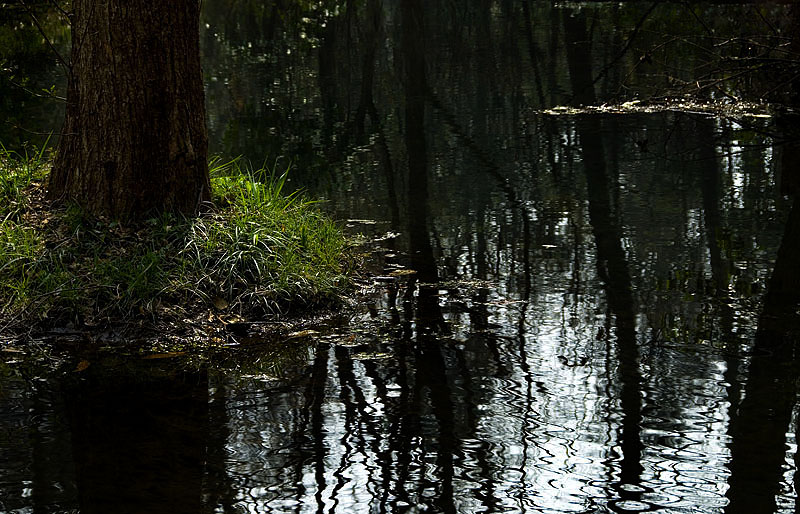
[4,1,800,513]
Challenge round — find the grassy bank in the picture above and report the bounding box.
[0,147,352,338]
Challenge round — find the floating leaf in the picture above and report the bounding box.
[142,352,186,360]
[352,351,392,361]
[389,269,417,277]
[372,231,400,242]
[75,360,90,372]
[328,334,359,347]
[287,329,320,339]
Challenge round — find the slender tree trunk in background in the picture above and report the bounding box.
[790,3,800,106]
[48,0,210,219]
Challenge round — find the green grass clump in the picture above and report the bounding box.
[0,151,352,332]
[189,158,350,312]
[0,142,49,220]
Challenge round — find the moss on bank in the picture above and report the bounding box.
[0,148,353,338]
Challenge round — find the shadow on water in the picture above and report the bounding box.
[63,364,209,514]
[394,1,456,510]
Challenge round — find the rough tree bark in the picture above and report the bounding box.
[48,0,210,219]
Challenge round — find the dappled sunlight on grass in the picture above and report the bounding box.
[0,151,353,336]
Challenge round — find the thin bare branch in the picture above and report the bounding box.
[4,77,67,101]
[682,1,715,38]
[754,5,779,36]
[590,1,662,89]
[762,69,800,98]
[47,0,71,23]
[2,122,61,137]
[17,0,71,77]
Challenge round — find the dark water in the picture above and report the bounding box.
[3,1,800,512]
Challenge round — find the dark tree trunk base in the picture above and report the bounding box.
[48,0,210,219]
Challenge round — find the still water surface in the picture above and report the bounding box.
[2,1,800,512]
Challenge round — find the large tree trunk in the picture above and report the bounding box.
[48,0,210,219]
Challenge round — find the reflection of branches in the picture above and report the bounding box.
[306,345,329,513]
[358,360,395,509]
[330,350,356,509]
[726,196,800,513]
[425,87,525,210]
